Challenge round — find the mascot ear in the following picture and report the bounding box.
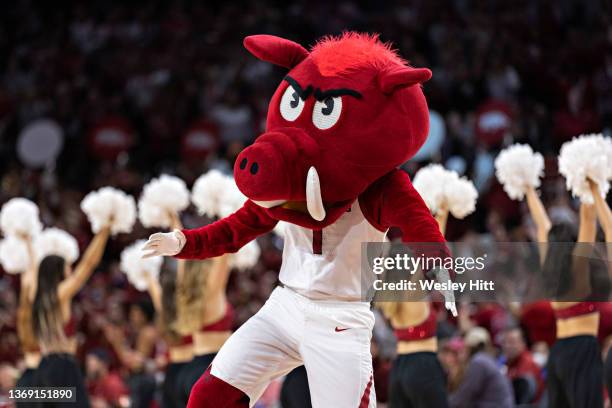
[378,66,432,94]
[244,35,309,69]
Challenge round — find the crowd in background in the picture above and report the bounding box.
[0,0,611,406]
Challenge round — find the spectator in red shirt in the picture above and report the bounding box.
[501,326,545,404]
[86,349,129,408]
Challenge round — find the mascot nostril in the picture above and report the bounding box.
[239,158,247,170]
[159,32,454,408]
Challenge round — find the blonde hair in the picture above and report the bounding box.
[175,260,211,335]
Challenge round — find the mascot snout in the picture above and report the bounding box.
[234,127,324,219]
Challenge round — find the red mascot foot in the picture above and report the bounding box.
[187,366,249,408]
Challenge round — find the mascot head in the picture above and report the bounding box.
[234,32,431,228]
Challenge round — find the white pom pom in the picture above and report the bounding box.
[229,240,261,270]
[495,144,545,200]
[446,177,478,219]
[191,170,228,218]
[81,187,137,234]
[0,198,42,237]
[34,228,80,264]
[412,164,450,214]
[219,182,247,218]
[137,199,168,228]
[138,175,190,228]
[413,164,478,218]
[558,134,612,204]
[0,237,29,274]
[191,170,246,219]
[120,240,163,291]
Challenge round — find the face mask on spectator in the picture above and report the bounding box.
[532,351,548,368]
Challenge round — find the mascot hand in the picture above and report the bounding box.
[445,301,458,317]
[142,229,186,258]
[433,268,458,317]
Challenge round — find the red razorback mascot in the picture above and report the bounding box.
[144,32,451,408]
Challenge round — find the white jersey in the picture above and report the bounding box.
[279,200,387,301]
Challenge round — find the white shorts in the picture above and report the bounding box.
[211,286,376,407]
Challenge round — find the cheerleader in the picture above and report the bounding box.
[151,170,248,405]
[381,165,477,408]
[588,180,612,401]
[524,144,611,408]
[380,217,449,408]
[117,174,196,406]
[143,212,194,408]
[495,139,612,407]
[0,199,44,391]
[175,254,231,405]
[113,243,159,408]
[382,301,447,408]
[30,226,111,407]
[15,239,40,390]
[526,181,606,407]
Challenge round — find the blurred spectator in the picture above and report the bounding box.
[500,326,545,405]
[104,301,157,408]
[210,91,255,145]
[448,327,514,408]
[86,348,129,408]
[439,337,466,393]
[0,363,17,402]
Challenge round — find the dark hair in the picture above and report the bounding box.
[131,299,155,324]
[175,260,209,335]
[547,223,578,243]
[88,348,111,364]
[32,255,66,347]
[541,223,578,298]
[501,324,526,341]
[542,223,609,300]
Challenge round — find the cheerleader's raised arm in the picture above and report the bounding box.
[58,226,111,302]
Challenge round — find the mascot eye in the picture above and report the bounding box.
[312,96,342,130]
[280,85,305,122]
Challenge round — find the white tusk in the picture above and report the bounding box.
[306,166,326,221]
[252,199,286,208]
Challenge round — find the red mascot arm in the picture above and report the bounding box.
[176,200,278,259]
[359,169,450,261]
[361,169,456,316]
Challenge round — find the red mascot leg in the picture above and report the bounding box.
[187,366,250,408]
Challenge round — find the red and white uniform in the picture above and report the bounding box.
[177,170,448,408]
[280,200,386,301]
[212,201,383,407]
